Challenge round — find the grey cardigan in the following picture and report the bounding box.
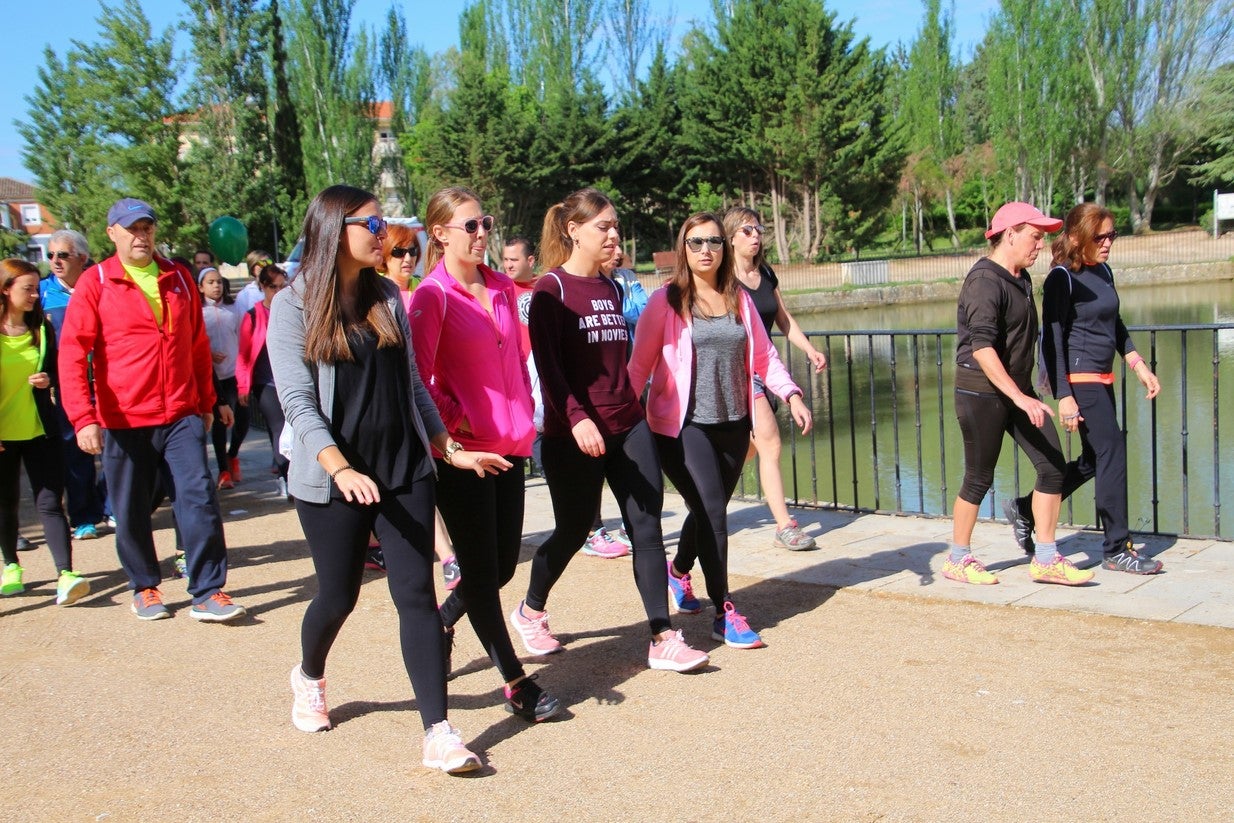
[267,274,446,504]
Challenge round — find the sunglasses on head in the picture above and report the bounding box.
[390,246,419,259]
[684,236,724,252]
[443,215,495,235]
[737,224,764,237]
[344,215,388,235]
[48,251,78,261]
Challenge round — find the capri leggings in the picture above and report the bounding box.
[656,418,751,609]
[293,477,445,729]
[435,457,526,683]
[0,436,71,570]
[955,388,1066,505]
[524,419,672,635]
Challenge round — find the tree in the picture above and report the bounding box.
[1188,62,1234,187]
[269,0,308,246]
[286,0,377,195]
[897,0,962,247]
[18,0,182,254]
[377,6,430,216]
[181,0,281,252]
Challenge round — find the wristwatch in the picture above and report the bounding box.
[443,441,464,465]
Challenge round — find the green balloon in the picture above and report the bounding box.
[208,216,249,265]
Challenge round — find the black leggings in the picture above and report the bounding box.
[955,388,1066,505]
[210,376,250,474]
[0,436,71,570]
[1059,382,1130,555]
[294,478,445,729]
[253,384,289,480]
[436,457,526,683]
[656,419,751,609]
[524,420,672,635]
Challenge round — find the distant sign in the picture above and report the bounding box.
[1217,192,1234,221]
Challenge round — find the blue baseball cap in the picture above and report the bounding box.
[107,198,157,228]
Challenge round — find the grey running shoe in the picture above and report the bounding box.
[1003,498,1035,555]
[1102,544,1163,575]
[504,674,562,722]
[773,519,816,550]
[189,591,247,622]
[132,587,171,620]
[16,535,36,552]
[442,555,461,590]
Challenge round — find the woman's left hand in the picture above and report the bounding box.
[455,450,513,477]
[788,395,813,435]
[807,349,828,373]
[28,372,50,389]
[1135,363,1161,400]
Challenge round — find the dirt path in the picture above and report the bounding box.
[4,484,1232,822]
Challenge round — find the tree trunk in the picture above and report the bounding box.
[945,187,958,247]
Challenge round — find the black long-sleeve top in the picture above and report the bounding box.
[1039,262,1138,401]
[955,258,1038,393]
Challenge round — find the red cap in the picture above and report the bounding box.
[985,202,1063,239]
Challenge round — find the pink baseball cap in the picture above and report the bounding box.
[985,201,1063,239]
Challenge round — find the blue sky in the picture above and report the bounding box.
[2,0,995,182]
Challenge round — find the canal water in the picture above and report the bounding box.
[754,279,1234,539]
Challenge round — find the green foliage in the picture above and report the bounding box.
[1188,63,1234,188]
[685,182,725,215]
[19,0,183,255]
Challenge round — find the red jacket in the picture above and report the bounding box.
[58,254,216,431]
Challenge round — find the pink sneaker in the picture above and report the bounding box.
[581,527,629,558]
[647,630,709,672]
[290,664,331,732]
[509,602,563,655]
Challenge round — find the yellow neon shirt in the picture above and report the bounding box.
[122,260,163,324]
[0,331,45,441]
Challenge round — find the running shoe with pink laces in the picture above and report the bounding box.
[290,664,331,732]
[422,721,481,774]
[509,602,563,655]
[941,553,999,585]
[581,527,629,558]
[1030,554,1095,586]
[667,561,701,614]
[647,630,710,672]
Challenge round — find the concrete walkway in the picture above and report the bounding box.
[537,476,1234,629]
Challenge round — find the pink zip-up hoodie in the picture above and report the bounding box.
[628,287,800,437]
[409,260,535,457]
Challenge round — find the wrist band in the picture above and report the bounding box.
[1126,354,1144,370]
[329,464,353,480]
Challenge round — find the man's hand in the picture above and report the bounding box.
[77,423,104,455]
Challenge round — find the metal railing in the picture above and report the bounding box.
[738,323,1234,540]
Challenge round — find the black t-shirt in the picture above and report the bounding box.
[331,327,428,493]
[740,263,780,336]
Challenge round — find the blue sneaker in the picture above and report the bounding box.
[72,524,99,540]
[666,561,701,614]
[711,601,764,649]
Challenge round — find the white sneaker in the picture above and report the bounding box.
[290,664,331,732]
[422,721,480,774]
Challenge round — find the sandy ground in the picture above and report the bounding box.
[4,476,1233,823]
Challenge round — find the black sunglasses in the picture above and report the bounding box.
[390,246,419,259]
[737,224,765,237]
[684,236,724,252]
[1093,230,1118,244]
[344,215,388,235]
[443,215,495,235]
[48,251,78,261]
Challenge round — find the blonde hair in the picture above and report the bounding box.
[423,186,481,274]
[538,188,614,271]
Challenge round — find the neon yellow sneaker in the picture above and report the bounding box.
[941,554,998,585]
[1,562,23,595]
[1030,554,1095,586]
[56,570,90,606]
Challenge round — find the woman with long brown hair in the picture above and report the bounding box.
[269,184,507,774]
[1007,202,1163,575]
[508,187,709,673]
[0,259,87,604]
[629,213,811,649]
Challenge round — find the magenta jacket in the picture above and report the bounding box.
[235,301,270,397]
[628,287,801,437]
[410,260,535,457]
